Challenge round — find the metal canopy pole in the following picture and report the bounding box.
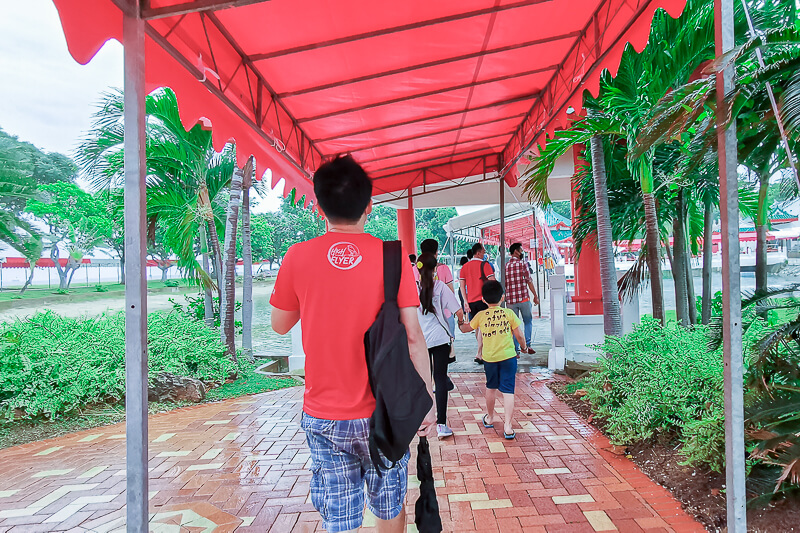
[533,220,542,317]
[715,0,746,530]
[123,1,149,531]
[499,179,506,285]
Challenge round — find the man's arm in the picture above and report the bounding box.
[513,325,527,351]
[459,281,469,313]
[527,279,540,305]
[271,308,300,334]
[399,306,436,436]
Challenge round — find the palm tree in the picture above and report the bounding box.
[638,5,800,300]
[220,157,251,360]
[78,88,235,304]
[588,129,621,335]
[0,144,42,293]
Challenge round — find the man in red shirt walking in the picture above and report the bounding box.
[459,243,495,364]
[271,155,435,533]
[505,242,540,354]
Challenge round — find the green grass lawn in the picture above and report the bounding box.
[0,280,193,303]
[0,367,299,449]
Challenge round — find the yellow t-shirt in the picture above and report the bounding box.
[469,306,522,363]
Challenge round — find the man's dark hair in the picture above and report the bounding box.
[509,243,523,255]
[420,239,439,255]
[481,280,504,304]
[466,249,474,260]
[459,256,469,266]
[471,243,484,255]
[313,155,372,223]
[409,254,416,264]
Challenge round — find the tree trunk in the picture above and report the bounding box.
[221,159,248,361]
[119,247,125,285]
[160,266,168,282]
[19,266,35,295]
[684,234,698,325]
[672,190,690,326]
[701,197,713,324]
[199,184,224,304]
[642,192,665,323]
[241,167,254,362]
[206,219,224,303]
[589,134,622,336]
[66,263,78,290]
[51,246,69,290]
[199,224,215,327]
[755,172,769,293]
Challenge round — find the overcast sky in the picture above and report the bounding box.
[0,0,282,211]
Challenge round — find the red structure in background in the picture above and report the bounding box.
[396,201,417,254]
[571,147,603,314]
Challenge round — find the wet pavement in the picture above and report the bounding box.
[0,374,704,532]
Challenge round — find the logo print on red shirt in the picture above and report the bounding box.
[327,242,363,270]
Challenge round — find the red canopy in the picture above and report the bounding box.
[53,0,685,206]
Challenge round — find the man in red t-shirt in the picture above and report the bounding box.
[459,242,496,317]
[458,242,496,364]
[271,155,434,533]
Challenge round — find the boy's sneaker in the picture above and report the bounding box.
[437,424,453,438]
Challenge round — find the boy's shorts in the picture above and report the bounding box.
[484,356,518,394]
[301,413,409,533]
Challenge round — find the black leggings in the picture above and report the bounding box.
[429,344,451,425]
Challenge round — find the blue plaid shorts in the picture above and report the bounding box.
[301,413,410,532]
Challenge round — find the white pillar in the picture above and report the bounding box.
[548,265,566,371]
[289,321,306,372]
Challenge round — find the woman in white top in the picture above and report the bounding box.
[416,252,464,438]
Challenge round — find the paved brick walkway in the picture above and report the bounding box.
[0,374,705,532]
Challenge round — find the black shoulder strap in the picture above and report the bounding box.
[480,261,489,281]
[383,240,402,302]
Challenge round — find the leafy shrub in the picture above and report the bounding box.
[94,284,108,292]
[580,317,724,463]
[164,279,179,287]
[54,289,69,295]
[580,292,800,501]
[0,310,237,421]
[170,293,242,332]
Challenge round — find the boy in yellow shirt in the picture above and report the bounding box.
[459,280,527,439]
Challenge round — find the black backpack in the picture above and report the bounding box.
[364,240,433,474]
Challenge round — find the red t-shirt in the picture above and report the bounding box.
[270,232,420,420]
[459,258,495,303]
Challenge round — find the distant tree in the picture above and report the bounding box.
[94,189,125,280]
[365,205,398,241]
[25,183,109,290]
[148,225,174,282]
[237,213,275,264]
[1,128,76,290]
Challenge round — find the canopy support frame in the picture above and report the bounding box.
[715,0,746,529]
[123,1,149,531]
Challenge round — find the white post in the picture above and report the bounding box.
[289,322,306,372]
[123,1,148,530]
[548,265,566,371]
[715,0,746,529]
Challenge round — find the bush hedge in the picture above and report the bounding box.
[577,304,800,500]
[0,310,238,420]
[579,317,726,469]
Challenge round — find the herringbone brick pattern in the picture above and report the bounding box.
[0,375,705,532]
